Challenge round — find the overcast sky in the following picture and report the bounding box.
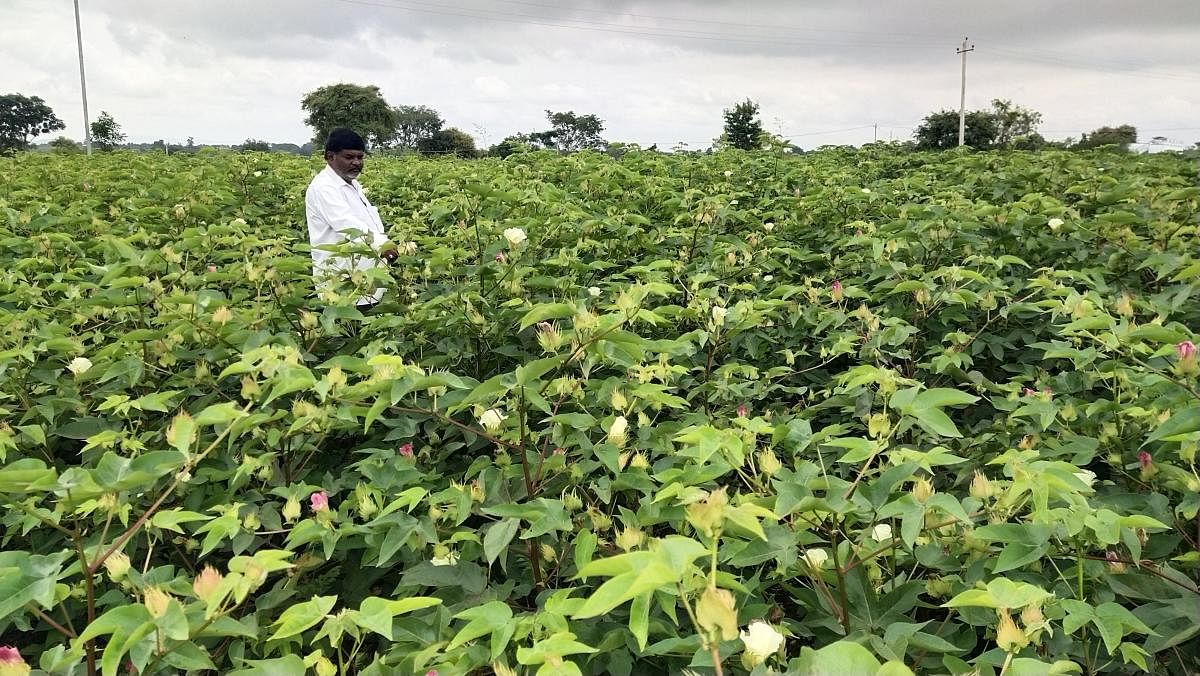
[3,0,1198,150]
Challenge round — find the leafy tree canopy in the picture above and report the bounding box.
[239,139,271,152]
[0,93,65,153]
[722,98,765,150]
[417,127,477,158]
[90,111,126,152]
[914,109,999,150]
[528,110,606,152]
[990,99,1043,147]
[48,136,83,154]
[301,83,398,151]
[1073,124,1137,150]
[393,105,444,150]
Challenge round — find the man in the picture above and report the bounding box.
[305,127,397,310]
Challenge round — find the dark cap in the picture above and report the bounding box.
[325,127,366,153]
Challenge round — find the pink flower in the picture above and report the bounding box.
[737,403,748,418]
[0,646,26,672]
[206,264,217,272]
[831,280,844,302]
[494,252,506,263]
[553,447,565,456]
[1177,341,1196,361]
[1023,388,1036,397]
[426,671,438,676]
[398,443,414,458]
[310,491,329,512]
[1138,451,1152,470]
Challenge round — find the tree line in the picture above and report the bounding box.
[0,86,1181,157]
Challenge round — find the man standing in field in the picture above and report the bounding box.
[305,127,397,310]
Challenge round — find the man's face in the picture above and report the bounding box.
[326,149,365,182]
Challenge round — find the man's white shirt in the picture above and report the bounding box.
[305,164,387,305]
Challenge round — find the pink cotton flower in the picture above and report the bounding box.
[737,403,749,418]
[398,443,414,458]
[1138,451,1152,470]
[831,280,844,302]
[206,264,217,273]
[0,646,27,673]
[1023,388,1036,397]
[1177,341,1196,361]
[494,252,506,263]
[310,491,329,512]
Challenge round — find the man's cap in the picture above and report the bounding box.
[325,128,366,153]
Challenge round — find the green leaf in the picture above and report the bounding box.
[354,596,441,639]
[519,303,576,331]
[447,600,513,652]
[629,592,651,651]
[165,411,196,454]
[267,595,336,641]
[1145,405,1200,444]
[74,604,156,676]
[794,641,882,675]
[483,518,520,566]
[226,655,309,676]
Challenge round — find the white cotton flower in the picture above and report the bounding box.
[871,524,893,542]
[607,415,629,447]
[861,188,871,194]
[67,357,93,376]
[588,286,601,297]
[479,408,507,431]
[723,170,732,177]
[1074,470,1096,488]
[740,620,785,664]
[802,548,828,570]
[763,222,775,232]
[763,275,773,282]
[431,551,459,566]
[1048,218,1064,231]
[711,306,728,325]
[503,227,527,246]
[729,199,738,206]
[253,170,262,177]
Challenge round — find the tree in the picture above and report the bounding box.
[90,111,126,151]
[301,83,398,150]
[239,139,271,152]
[722,99,764,151]
[913,109,998,150]
[528,110,606,152]
[417,127,477,158]
[49,136,83,154]
[0,93,65,153]
[990,99,1043,147]
[392,105,443,150]
[488,134,533,158]
[1073,125,1137,150]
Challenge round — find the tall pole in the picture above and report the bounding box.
[73,0,92,155]
[957,37,974,147]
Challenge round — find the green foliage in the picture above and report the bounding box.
[417,127,477,158]
[527,110,607,153]
[0,92,65,153]
[301,83,398,150]
[722,98,765,150]
[90,111,126,152]
[238,139,271,152]
[914,109,999,150]
[392,104,444,150]
[991,99,1044,147]
[1074,125,1138,151]
[49,136,84,154]
[1,146,1199,675]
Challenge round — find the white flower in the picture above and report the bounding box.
[479,408,507,431]
[1048,218,1064,231]
[1074,470,1096,488]
[861,188,871,194]
[607,415,629,447]
[588,286,601,297]
[711,306,728,325]
[723,170,732,177]
[871,523,893,541]
[740,620,785,664]
[801,548,828,569]
[431,551,459,566]
[67,357,93,376]
[253,170,262,177]
[762,275,773,282]
[402,241,418,255]
[729,199,738,206]
[763,222,774,232]
[503,227,527,247]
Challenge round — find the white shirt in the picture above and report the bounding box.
[305,164,388,305]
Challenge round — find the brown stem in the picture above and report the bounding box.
[28,604,77,638]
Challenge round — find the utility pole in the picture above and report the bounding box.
[873,123,878,143]
[73,0,92,155]
[957,37,974,147]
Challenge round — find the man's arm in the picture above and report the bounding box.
[306,183,391,255]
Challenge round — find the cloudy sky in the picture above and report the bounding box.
[3,0,1198,150]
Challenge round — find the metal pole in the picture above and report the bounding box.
[73,0,92,155]
[957,37,974,147]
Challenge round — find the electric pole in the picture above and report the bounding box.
[957,37,974,147]
[73,0,92,155]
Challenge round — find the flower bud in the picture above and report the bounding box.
[801,548,829,570]
[970,471,994,500]
[1139,451,1155,479]
[607,415,629,448]
[144,586,171,618]
[610,389,628,411]
[686,488,728,538]
[996,611,1027,652]
[314,655,337,676]
[831,280,844,303]
[912,477,934,503]
[310,491,329,513]
[282,497,302,523]
[193,565,223,602]
[103,551,132,582]
[536,322,564,353]
[696,586,738,642]
[711,305,728,325]
[479,408,507,431]
[1020,602,1044,629]
[616,526,646,552]
[756,450,782,476]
